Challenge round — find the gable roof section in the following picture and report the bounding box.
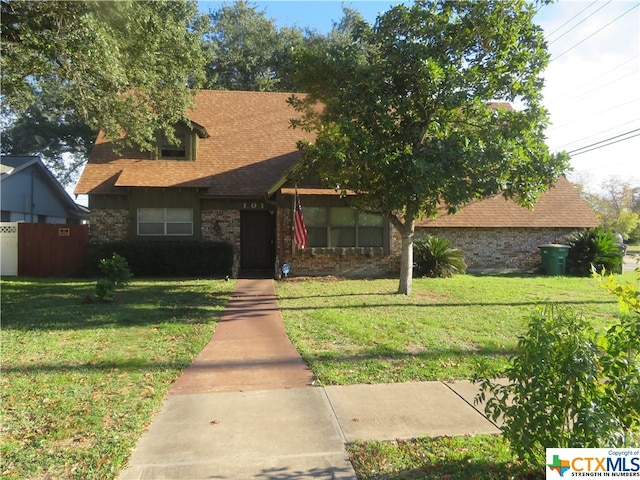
[75,90,314,197]
[416,176,598,228]
[1,155,89,218]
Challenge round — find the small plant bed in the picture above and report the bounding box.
[1,277,235,480]
[347,435,543,480]
[276,273,632,385]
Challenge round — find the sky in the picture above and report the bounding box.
[199,0,640,193]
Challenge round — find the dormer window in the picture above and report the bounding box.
[151,121,209,161]
[160,132,187,159]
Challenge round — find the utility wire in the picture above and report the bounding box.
[553,3,640,61]
[557,119,640,151]
[547,0,611,45]
[566,129,640,156]
[547,98,640,132]
[547,65,639,109]
[545,0,598,38]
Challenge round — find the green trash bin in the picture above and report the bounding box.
[539,244,570,275]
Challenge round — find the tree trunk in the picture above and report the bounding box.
[397,218,415,295]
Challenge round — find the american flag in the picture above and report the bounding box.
[293,191,308,250]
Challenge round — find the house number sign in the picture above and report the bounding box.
[242,202,265,210]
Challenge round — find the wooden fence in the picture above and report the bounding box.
[18,223,89,277]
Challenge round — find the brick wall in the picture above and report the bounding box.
[201,209,241,276]
[89,209,128,242]
[288,248,400,278]
[416,227,576,271]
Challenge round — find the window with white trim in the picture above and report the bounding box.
[137,208,193,236]
[305,207,384,248]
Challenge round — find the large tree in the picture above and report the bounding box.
[204,1,301,91]
[204,1,364,93]
[289,0,569,295]
[1,0,209,181]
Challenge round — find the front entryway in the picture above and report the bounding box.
[240,210,275,274]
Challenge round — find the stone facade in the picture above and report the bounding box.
[416,226,576,271]
[89,209,128,242]
[289,248,400,277]
[201,209,241,276]
[89,205,583,277]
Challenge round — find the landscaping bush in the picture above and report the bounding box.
[475,268,640,467]
[565,227,623,276]
[475,305,616,467]
[413,235,467,278]
[85,241,234,277]
[94,253,132,302]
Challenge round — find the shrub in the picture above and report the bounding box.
[94,253,132,302]
[475,264,640,466]
[565,227,623,276]
[593,266,640,446]
[474,305,619,467]
[413,236,467,278]
[84,241,234,277]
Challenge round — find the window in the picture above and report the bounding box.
[305,207,384,248]
[137,208,193,236]
[159,132,186,159]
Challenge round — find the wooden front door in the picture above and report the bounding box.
[240,211,275,272]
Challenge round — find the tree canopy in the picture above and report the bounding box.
[1,0,209,184]
[289,0,570,294]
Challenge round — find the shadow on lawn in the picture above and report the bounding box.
[1,357,194,375]
[1,278,232,331]
[305,344,516,364]
[276,297,615,310]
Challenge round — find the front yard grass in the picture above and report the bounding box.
[1,277,235,480]
[1,272,635,479]
[275,273,629,385]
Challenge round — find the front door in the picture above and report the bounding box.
[240,211,275,273]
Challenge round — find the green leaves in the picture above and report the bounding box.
[475,305,618,466]
[1,0,209,152]
[291,0,567,217]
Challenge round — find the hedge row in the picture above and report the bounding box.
[84,241,234,277]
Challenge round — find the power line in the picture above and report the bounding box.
[545,0,598,39]
[566,129,640,156]
[546,64,639,109]
[547,98,640,132]
[553,3,640,61]
[547,0,611,45]
[557,119,640,151]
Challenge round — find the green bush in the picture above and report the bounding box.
[474,305,620,467]
[413,236,467,278]
[94,253,132,302]
[84,241,234,277]
[593,267,640,446]
[565,227,623,276]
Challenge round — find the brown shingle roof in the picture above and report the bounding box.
[416,176,598,228]
[75,90,314,197]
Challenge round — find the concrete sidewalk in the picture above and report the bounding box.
[118,278,500,480]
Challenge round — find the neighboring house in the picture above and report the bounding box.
[75,90,597,277]
[1,155,89,224]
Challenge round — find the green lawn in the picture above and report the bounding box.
[275,273,628,385]
[1,277,235,480]
[1,272,635,479]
